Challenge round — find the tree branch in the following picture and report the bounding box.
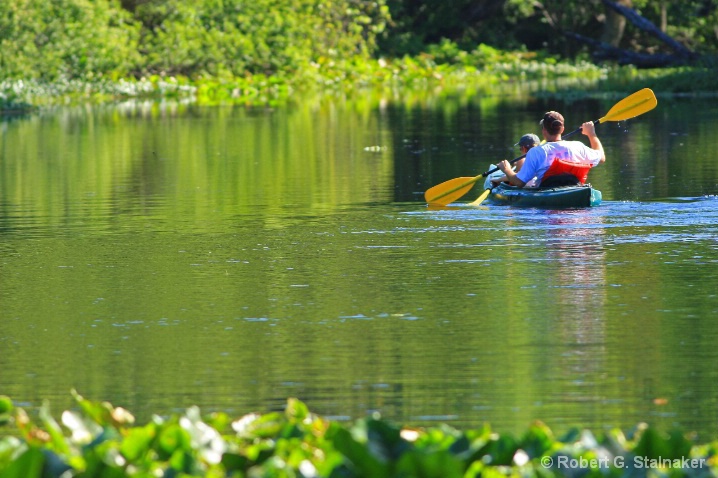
[566,31,691,67]
[601,0,697,58]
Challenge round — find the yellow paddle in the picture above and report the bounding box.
[425,88,658,206]
[469,187,492,206]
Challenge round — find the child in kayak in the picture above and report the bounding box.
[490,133,540,187]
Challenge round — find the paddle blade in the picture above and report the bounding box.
[424,176,479,206]
[599,88,657,123]
[469,187,492,206]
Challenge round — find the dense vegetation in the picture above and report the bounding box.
[0,0,389,81]
[1,392,717,477]
[381,0,718,57]
[2,0,716,81]
[1,0,716,110]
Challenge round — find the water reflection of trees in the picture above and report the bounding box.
[530,210,610,431]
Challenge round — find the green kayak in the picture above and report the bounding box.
[484,182,602,208]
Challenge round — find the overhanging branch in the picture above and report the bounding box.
[601,0,698,59]
[566,32,691,67]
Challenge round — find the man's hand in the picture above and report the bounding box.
[497,160,512,174]
[581,121,597,138]
[581,121,605,163]
[495,160,526,187]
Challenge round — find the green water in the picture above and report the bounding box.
[1,94,718,439]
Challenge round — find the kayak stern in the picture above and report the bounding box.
[489,183,602,208]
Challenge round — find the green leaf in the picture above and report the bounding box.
[221,452,249,473]
[366,418,411,462]
[120,423,156,462]
[169,449,195,473]
[285,398,309,422]
[232,411,285,439]
[519,421,555,458]
[395,448,464,478]
[476,433,519,466]
[329,424,390,478]
[38,401,70,456]
[0,446,44,478]
[0,397,12,426]
[70,389,114,427]
[633,427,693,460]
[558,427,582,444]
[0,397,12,415]
[157,423,191,458]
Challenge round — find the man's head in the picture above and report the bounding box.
[540,111,564,136]
[515,133,540,150]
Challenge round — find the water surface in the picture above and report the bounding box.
[1,93,717,439]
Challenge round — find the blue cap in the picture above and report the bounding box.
[515,133,540,148]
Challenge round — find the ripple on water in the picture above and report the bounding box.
[403,196,718,245]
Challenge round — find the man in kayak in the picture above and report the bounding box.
[490,133,540,186]
[496,111,605,188]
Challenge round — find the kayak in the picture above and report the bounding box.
[483,182,602,208]
[478,169,602,208]
[480,183,601,209]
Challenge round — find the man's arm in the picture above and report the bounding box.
[581,122,605,164]
[497,160,527,187]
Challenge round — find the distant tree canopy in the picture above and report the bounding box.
[0,0,715,82]
[381,0,718,59]
[128,0,389,78]
[0,0,390,80]
[0,0,140,80]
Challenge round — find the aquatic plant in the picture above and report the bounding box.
[0,49,610,111]
[2,41,716,112]
[0,392,716,477]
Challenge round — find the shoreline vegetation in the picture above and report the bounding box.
[1,392,717,477]
[2,0,717,112]
[2,55,718,112]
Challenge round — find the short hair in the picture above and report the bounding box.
[540,111,564,135]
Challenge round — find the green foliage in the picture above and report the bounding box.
[132,0,390,78]
[0,0,140,81]
[378,0,514,56]
[0,392,717,477]
[2,48,610,110]
[380,0,718,60]
[0,397,12,426]
[600,66,718,95]
[630,0,718,54]
[0,0,389,82]
[1,0,716,111]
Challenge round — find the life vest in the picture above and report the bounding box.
[541,158,592,185]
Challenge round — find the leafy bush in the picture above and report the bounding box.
[0,0,389,82]
[1,392,717,477]
[0,0,139,81]
[132,0,390,78]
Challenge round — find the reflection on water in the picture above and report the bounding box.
[2,98,718,439]
[526,211,610,432]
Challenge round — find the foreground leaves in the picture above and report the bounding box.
[0,392,716,477]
